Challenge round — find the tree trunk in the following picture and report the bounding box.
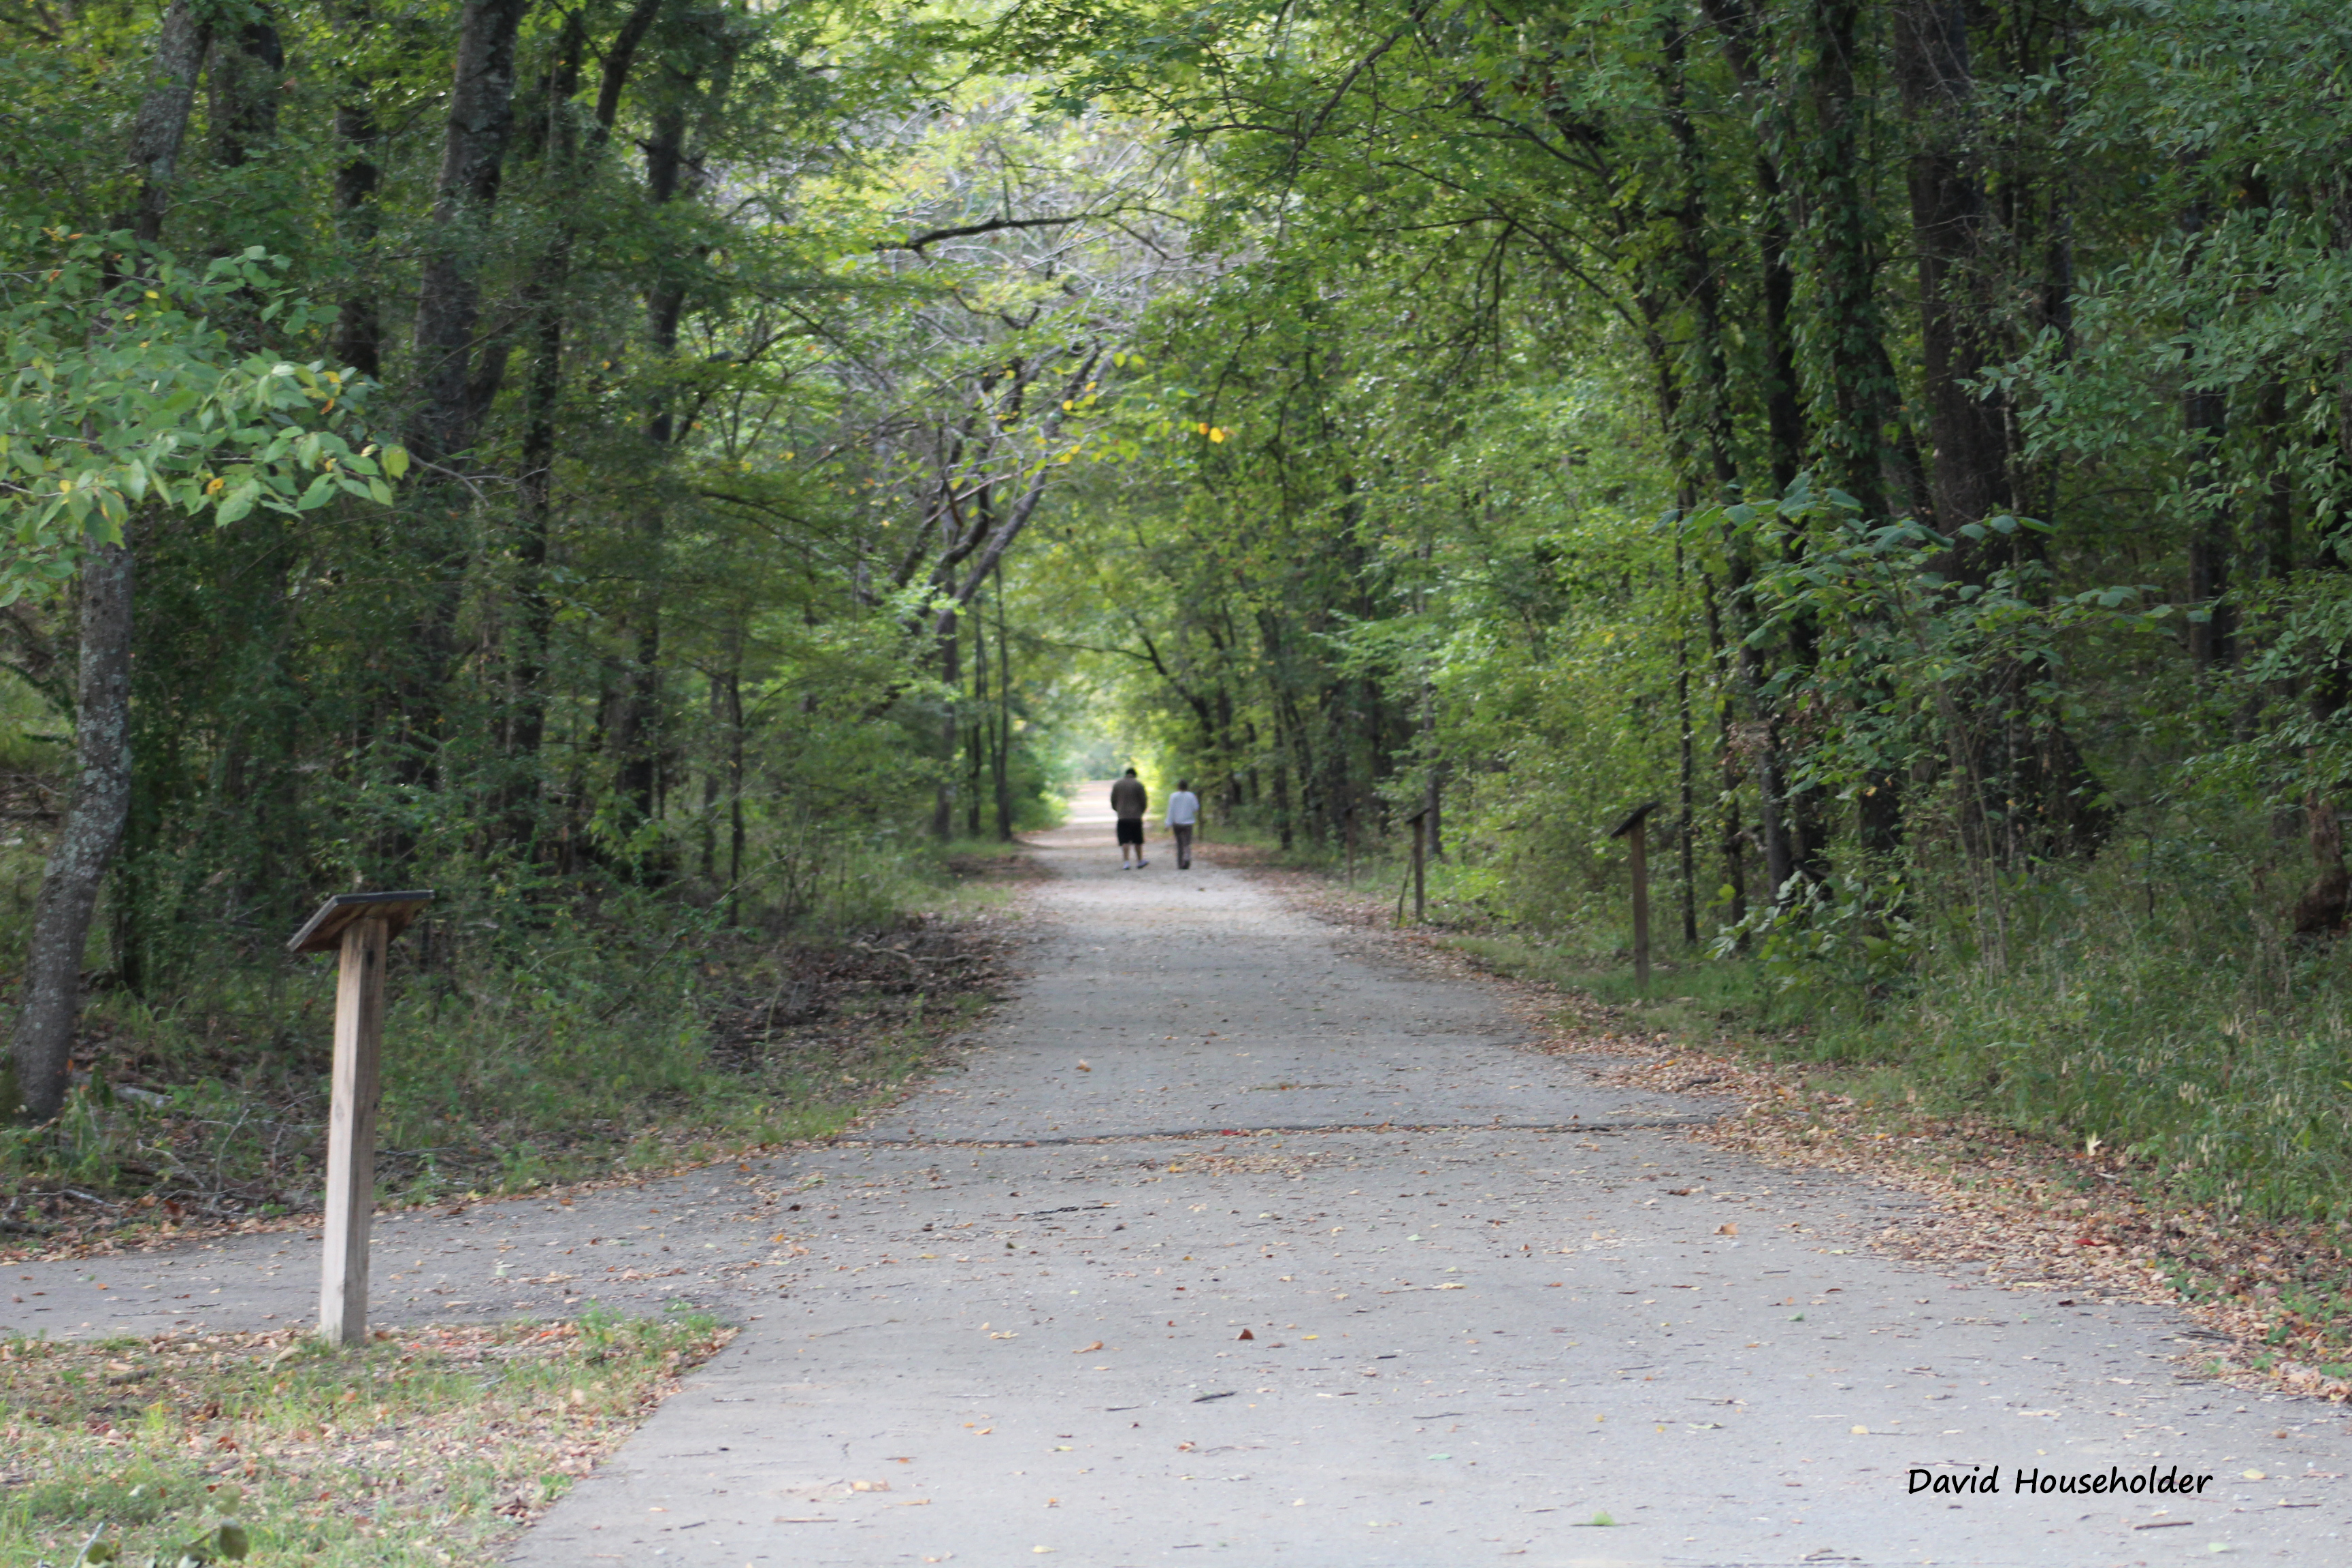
[1896,0,2009,542]
[1720,529,1797,898]
[615,75,702,854]
[207,13,282,169]
[1806,0,1910,521]
[330,91,383,378]
[7,545,133,1122]
[1676,544,1699,944]
[412,0,530,466]
[14,0,212,1120]
[1698,0,1808,492]
[967,600,986,836]
[725,663,745,926]
[506,0,662,849]
[994,569,1014,841]
[380,0,528,834]
[115,0,211,244]
[1658,22,1737,497]
[2289,792,2349,936]
[2180,189,2234,670]
[932,611,958,841]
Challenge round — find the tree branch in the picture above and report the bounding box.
[883,214,1094,256]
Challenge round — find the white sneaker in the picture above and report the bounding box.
[1137,859,1149,868]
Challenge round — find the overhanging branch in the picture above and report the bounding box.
[882,214,1094,257]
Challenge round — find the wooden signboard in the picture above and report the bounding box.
[289,890,434,1348]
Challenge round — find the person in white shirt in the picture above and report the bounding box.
[1165,779,1201,870]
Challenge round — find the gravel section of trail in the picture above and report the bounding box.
[12,796,2350,1565]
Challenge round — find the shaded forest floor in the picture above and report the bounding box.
[1,851,1043,1267]
[1261,862,2352,1409]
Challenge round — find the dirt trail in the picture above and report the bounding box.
[12,794,2350,1565]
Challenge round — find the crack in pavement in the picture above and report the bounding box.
[837,1119,1720,1148]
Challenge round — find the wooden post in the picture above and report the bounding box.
[1412,810,1426,924]
[1608,801,1661,994]
[321,917,387,1345]
[289,890,434,1348]
[1627,817,1651,990]
[1395,806,1429,925]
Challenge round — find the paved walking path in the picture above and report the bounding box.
[11,794,2350,1565]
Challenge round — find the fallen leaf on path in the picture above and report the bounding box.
[1237,1329,1254,1341]
[1075,1341,1105,1353]
[1716,1224,1738,1236]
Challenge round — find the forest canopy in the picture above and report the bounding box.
[4,0,2351,1223]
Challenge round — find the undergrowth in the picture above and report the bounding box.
[1394,812,2352,1226]
[0,1309,728,1565]
[1,841,1030,1246]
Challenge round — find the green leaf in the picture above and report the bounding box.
[214,1523,249,1560]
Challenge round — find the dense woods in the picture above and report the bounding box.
[4,0,2351,1226]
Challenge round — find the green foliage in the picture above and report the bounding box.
[1712,872,1923,1005]
[0,845,1000,1207]
[1788,824,2352,1222]
[6,0,2352,1231]
[0,235,402,605]
[1006,0,2352,1230]
[0,0,1075,1200]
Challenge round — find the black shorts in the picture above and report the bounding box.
[1116,818,1145,846]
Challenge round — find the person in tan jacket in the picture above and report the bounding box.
[1109,768,1148,868]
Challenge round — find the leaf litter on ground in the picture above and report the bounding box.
[1,1313,731,1566]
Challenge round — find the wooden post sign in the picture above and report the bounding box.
[288,890,434,1347]
[1607,801,1661,993]
[1395,806,1430,926]
[1411,807,1428,924]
